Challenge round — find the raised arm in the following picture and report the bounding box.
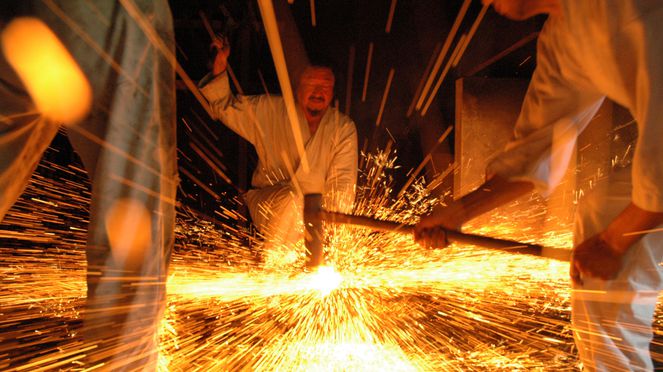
[199,37,266,146]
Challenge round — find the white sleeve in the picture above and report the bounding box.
[486,24,604,196]
[323,119,358,213]
[199,72,266,146]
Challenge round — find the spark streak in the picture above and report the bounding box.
[361,42,374,103]
[421,3,490,116]
[376,68,395,127]
[415,0,471,112]
[385,0,398,34]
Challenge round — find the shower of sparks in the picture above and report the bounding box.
[3,138,639,372]
[2,9,663,372]
[309,0,317,27]
[3,130,663,370]
[160,153,581,371]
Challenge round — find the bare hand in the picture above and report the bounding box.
[570,233,624,285]
[414,205,464,249]
[211,35,230,75]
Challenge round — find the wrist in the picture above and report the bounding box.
[600,229,629,256]
[435,200,466,230]
[213,67,226,76]
[601,202,663,256]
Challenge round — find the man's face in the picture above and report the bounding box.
[296,67,335,115]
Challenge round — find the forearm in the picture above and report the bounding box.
[446,175,534,227]
[213,63,226,76]
[211,37,229,76]
[199,72,261,145]
[199,72,233,118]
[603,202,663,254]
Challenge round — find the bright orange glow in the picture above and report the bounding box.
[105,198,151,269]
[0,84,621,370]
[308,265,343,296]
[1,17,92,124]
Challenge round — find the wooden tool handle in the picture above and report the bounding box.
[320,210,545,257]
[321,211,414,234]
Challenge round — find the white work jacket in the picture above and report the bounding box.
[487,0,663,213]
[201,73,358,213]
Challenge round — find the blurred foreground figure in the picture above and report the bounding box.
[201,37,357,254]
[0,1,176,369]
[417,0,663,370]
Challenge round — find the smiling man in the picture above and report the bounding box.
[296,66,335,135]
[200,37,358,263]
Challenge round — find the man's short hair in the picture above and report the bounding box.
[307,54,337,78]
[301,53,341,97]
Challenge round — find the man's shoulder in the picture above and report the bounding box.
[325,107,357,129]
[251,93,287,112]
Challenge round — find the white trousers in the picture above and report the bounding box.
[572,167,663,371]
[244,183,303,249]
[0,2,176,370]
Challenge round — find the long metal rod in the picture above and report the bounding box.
[320,210,569,259]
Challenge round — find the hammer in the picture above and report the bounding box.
[303,194,325,267]
[303,193,570,267]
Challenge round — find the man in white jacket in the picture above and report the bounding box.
[416,0,663,370]
[201,38,358,257]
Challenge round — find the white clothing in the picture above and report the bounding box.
[486,1,663,370]
[572,168,663,371]
[0,2,176,370]
[488,1,663,212]
[200,72,358,242]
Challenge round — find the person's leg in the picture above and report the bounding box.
[0,51,59,221]
[573,248,662,371]
[572,169,663,371]
[32,1,177,369]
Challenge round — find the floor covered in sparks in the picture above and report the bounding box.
[2,145,663,371]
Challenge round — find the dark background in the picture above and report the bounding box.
[168,0,544,221]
